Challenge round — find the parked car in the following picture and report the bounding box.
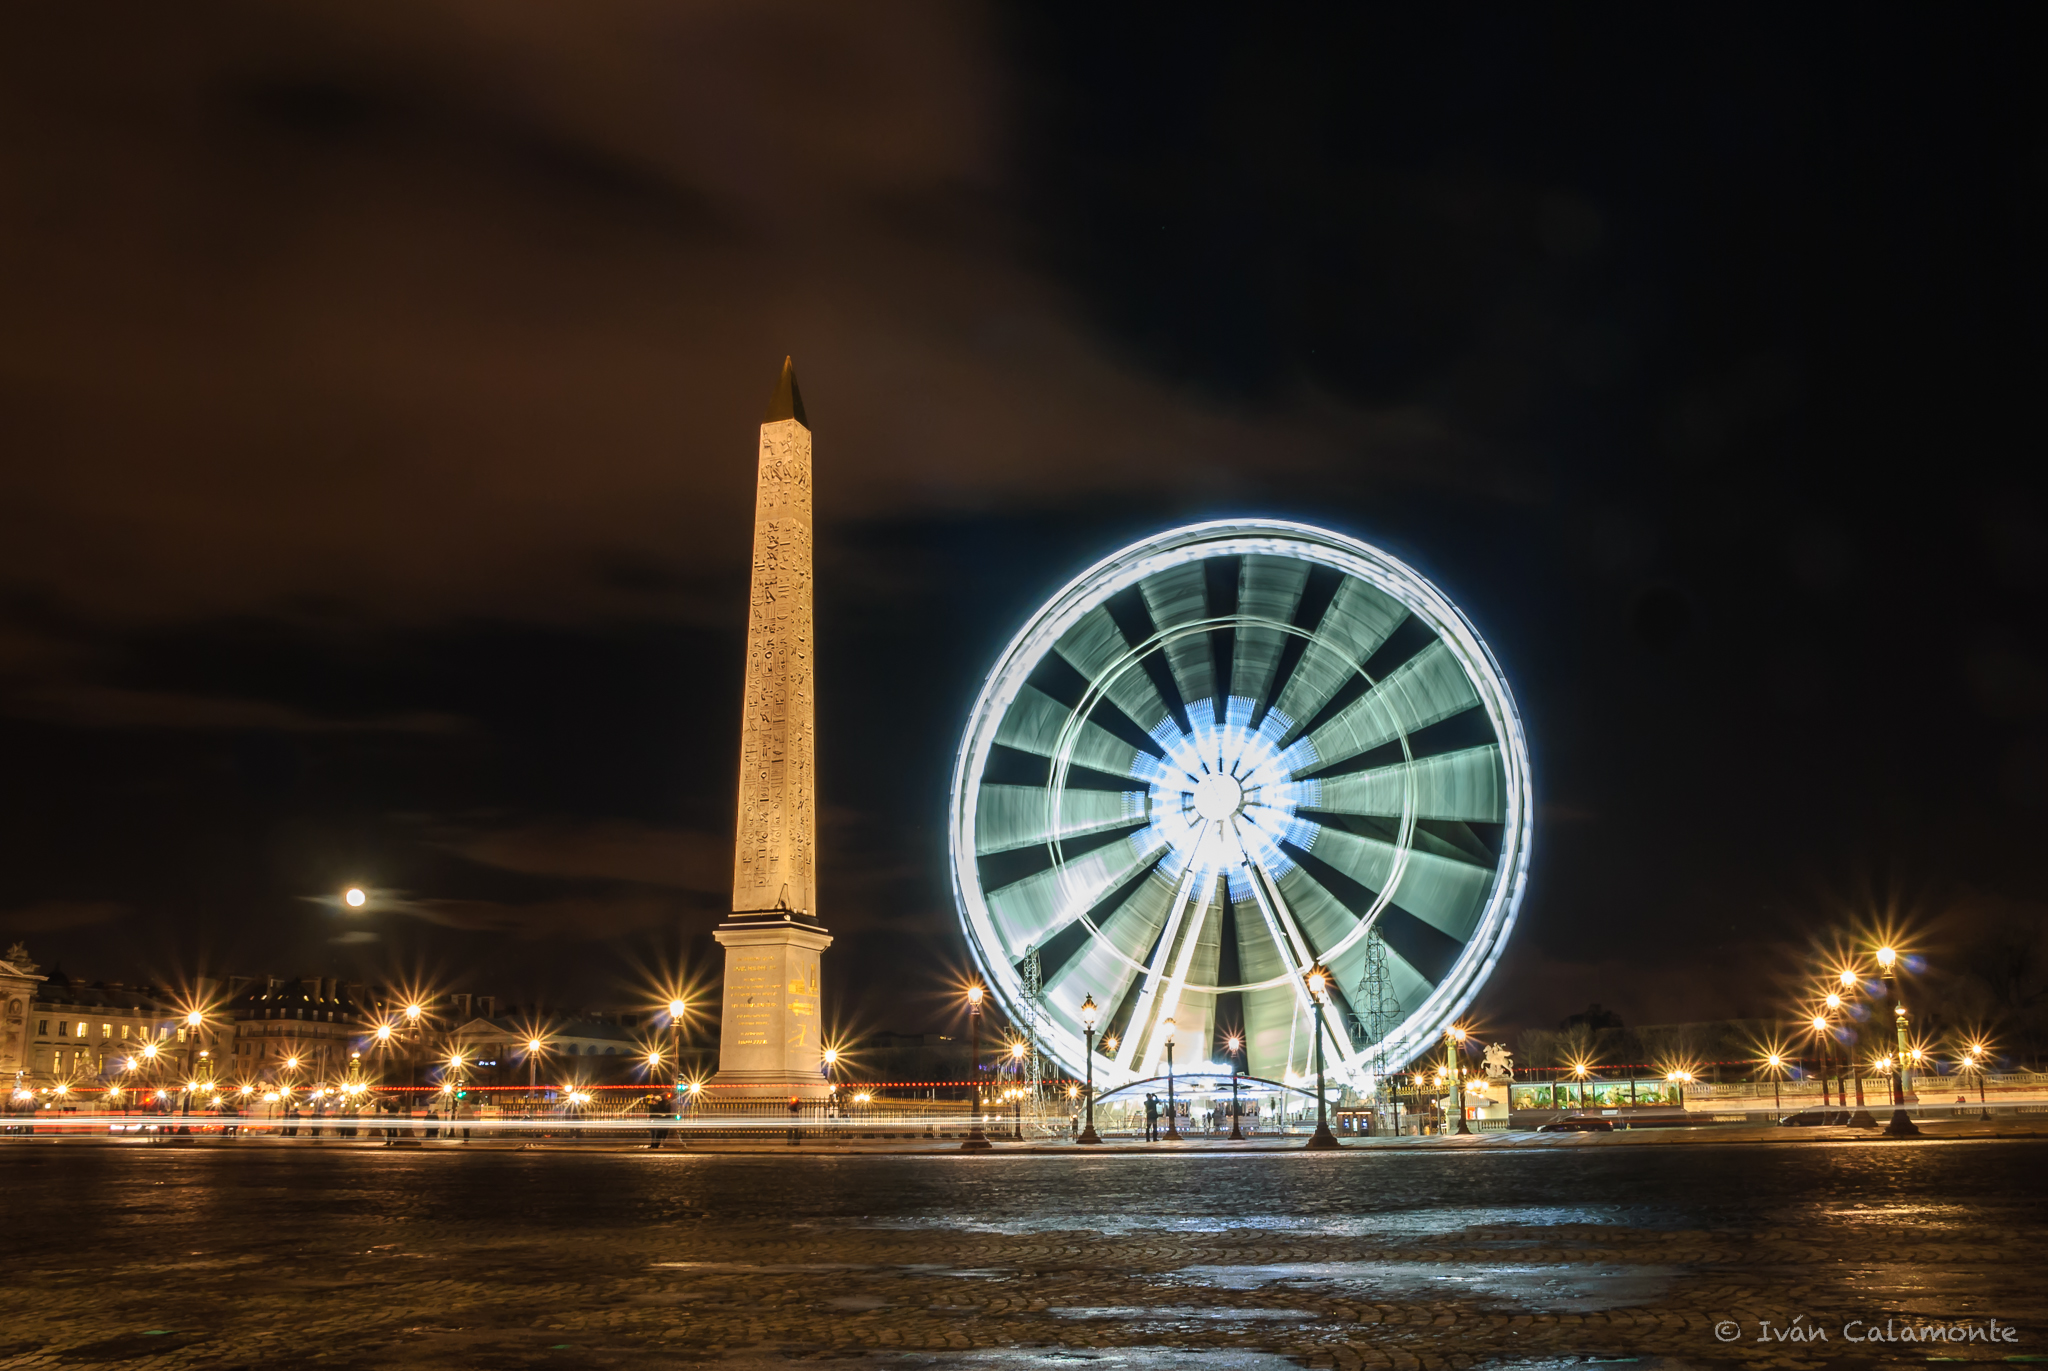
[1536,1118,1614,1132]
[1779,1109,1876,1127]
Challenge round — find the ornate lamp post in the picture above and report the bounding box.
[1817,996,1843,1107]
[644,1049,668,1149]
[180,1011,205,1118]
[961,984,991,1152]
[1445,1025,1471,1135]
[1304,966,1339,1149]
[1835,969,1866,1108]
[1962,1043,1991,1120]
[1160,1018,1181,1141]
[668,998,687,1117]
[1077,995,1102,1144]
[1226,1032,1245,1141]
[1007,1041,1027,1139]
[1875,946,1920,1137]
[1809,1015,1837,1108]
[525,1037,546,1120]
[1764,1053,1785,1123]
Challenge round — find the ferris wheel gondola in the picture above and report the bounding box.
[948,520,1532,1093]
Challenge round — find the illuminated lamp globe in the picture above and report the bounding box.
[1876,946,1897,970]
[668,998,686,1020]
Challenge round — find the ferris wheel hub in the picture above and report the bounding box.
[1191,771,1245,822]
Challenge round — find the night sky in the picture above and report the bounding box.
[3,6,2043,1045]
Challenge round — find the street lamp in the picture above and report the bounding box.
[1962,1043,1991,1120]
[667,998,686,1118]
[1568,1060,1591,1111]
[1665,1068,1693,1109]
[1764,1053,1785,1123]
[1445,1025,1471,1135]
[961,984,991,1152]
[1874,945,1919,1137]
[1304,966,1339,1149]
[1007,1041,1027,1139]
[399,1002,426,1107]
[524,1037,547,1120]
[1077,995,1102,1144]
[1808,1013,1834,1107]
[1161,1019,1180,1141]
[1226,1032,1245,1140]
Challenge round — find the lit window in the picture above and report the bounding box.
[102,1024,111,1038]
[177,1029,186,1042]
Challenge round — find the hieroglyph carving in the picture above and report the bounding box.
[731,415,816,917]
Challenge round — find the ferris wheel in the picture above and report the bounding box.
[948,520,1532,1093]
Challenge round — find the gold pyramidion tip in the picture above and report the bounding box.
[764,356,807,427]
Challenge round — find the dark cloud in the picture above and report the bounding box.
[401,892,700,942]
[0,3,2041,1041]
[0,901,128,934]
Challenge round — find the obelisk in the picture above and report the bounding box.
[712,357,833,1101]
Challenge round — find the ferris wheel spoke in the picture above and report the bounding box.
[1239,851,1362,1075]
[996,683,1150,779]
[1054,605,1176,740]
[1139,564,1221,734]
[984,829,1168,956]
[1301,825,1491,944]
[1229,823,1344,1046]
[1135,871,1216,1075]
[974,784,1148,855]
[1302,745,1506,823]
[1230,555,1311,711]
[1270,578,1407,745]
[1039,858,1179,1000]
[1294,640,1481,776]
[1270,863,1375,970]
[1110,851,1209,1073]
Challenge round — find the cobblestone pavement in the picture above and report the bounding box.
[4,1134,2044,1371]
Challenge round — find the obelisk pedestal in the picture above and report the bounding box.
[713,358,833,1102]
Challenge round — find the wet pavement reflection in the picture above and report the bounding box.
[4,1137,2045,1369]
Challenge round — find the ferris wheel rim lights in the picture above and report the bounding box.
[948,519,1533,1089]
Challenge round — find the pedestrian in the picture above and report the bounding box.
[646,1091,669,1150]
[1144,1092,1160,1142]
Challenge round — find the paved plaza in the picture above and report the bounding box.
[4,1131,2045,1371]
